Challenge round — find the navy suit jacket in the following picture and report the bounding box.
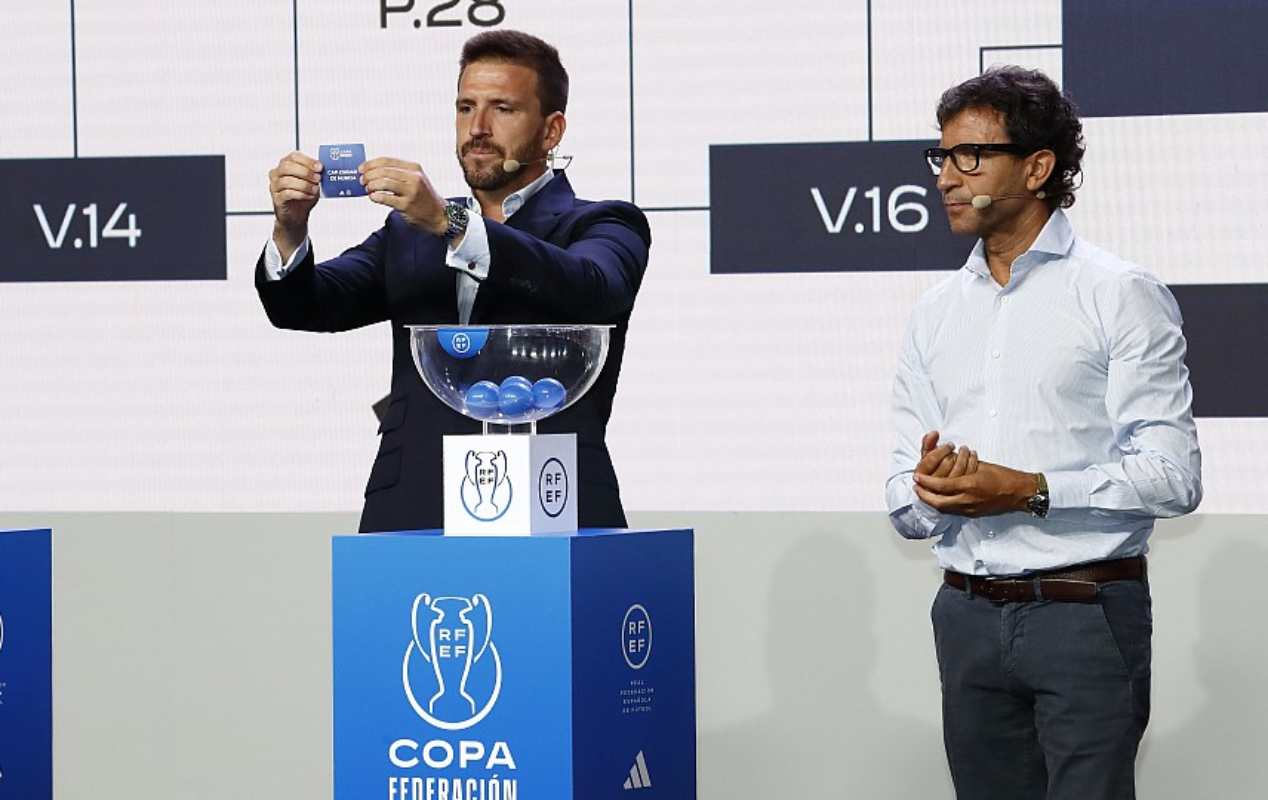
[255,173,651,532]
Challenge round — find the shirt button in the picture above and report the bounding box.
[1000,296,1009,305]
[989,409,998,418]
[986,530,995,538]
[991,350,1000,359]
[975,559,985,569]
[467,262,476,271]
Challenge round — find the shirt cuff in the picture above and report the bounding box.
[444,212,491,281]
[262,235,310,281]
[886,473,946,539]
[1045,469,1097,511]
[911,493,942,525]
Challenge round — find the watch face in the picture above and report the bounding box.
[445,203,469,238]
[1029,493,1050,518]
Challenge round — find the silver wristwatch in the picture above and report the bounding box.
[442,201,470,241]
[1025,472,1050,518]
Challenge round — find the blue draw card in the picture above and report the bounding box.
[319,143,367,198]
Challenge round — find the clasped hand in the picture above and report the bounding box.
[912,431,1034,517]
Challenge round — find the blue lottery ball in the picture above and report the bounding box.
[498,382,534,416]
[464,381,501,418]
[499,375,532,393]
[532,378,566,410]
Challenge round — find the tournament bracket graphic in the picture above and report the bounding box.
[333,530,696,799]
[0,156,226,283]
[709,0,1268,418]
[2,4,229,282]
[0,1,535,285]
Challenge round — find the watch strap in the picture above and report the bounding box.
[442,201,470,241]
[1026,472,1050,518]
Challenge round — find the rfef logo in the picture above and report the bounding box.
[622,604,652,670]
[538,457,568,518]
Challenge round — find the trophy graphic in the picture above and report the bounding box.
[408,324,612,535]
[404,592,500,728]
[461,450,512,521]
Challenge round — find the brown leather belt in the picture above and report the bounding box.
[944,556,1146,603]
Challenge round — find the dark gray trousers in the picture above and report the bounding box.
[931,578,1152,799]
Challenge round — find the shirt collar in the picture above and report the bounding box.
[463,168,556,219]
[963,208,1075,279]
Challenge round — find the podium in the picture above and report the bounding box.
[333,528,696,799]
[0,528,53,799]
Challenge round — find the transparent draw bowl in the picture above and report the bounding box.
[408,324,613,432]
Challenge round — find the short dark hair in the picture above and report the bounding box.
[936,66,1085,210]
[459,30,569,116]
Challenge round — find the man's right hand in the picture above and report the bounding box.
[917,430,978,480]
[268,151,322,262]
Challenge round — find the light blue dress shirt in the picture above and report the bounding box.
[886,209,1203,576]
[263,168,556,325]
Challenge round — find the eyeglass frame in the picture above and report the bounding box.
[924,143,1035,175]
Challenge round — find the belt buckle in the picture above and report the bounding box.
[981,578,1024,603]
[1038,578,1099,602]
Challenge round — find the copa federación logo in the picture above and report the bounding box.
[402,593,503,731]
[461,450,513,522]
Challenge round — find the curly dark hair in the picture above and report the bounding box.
[936,67,1085,210]
[460,30,569,116]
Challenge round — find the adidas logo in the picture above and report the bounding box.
[622,750,652,791]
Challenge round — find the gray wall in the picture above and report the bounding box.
[1,511,1263,798]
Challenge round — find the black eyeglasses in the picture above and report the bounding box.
[924,143,1032,175]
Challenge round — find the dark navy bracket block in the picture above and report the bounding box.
[1064,0,1268,117]
[1170,283,1268,418]
[710,140,969,274]
[0,156,226,283]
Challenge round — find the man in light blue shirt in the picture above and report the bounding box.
[887,67,1201,799]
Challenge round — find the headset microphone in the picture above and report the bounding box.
[502,157,549,173]
[968,190,1047,210]
[502,153,574,173]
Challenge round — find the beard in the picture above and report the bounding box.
[457,133,545,191]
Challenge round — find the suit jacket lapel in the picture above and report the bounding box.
[504,171,575,241]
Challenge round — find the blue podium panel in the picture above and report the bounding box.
[333,529,695,800]
[0,529,53,799]
[571,533,696,797]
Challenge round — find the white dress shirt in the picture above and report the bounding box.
[886,209,1202,576]
[261,168,557,324]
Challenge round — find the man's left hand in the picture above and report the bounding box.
[360,158,448,236]
[913,461,1036,517]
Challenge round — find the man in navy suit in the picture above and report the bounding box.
[256,30,650,533]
